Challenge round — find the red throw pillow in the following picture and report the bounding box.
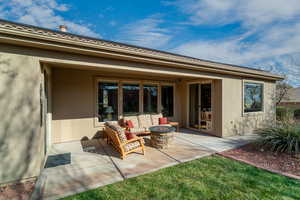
[125,131,135,140]
[127,120,134,128]
[159,117,168,125]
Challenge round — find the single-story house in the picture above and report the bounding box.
[0,19,283,185]
[279,87,300,109]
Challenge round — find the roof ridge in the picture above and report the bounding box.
[0,18,270,74]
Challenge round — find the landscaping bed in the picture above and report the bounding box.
[219,143,300,180]
[0,180,36,200]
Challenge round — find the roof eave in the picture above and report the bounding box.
[0,20,284,81]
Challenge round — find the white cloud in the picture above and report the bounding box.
[174,23,300,87]
[171,0,300,27]
[118,15,172,49]
[170,0,300,86]
[1,0,100,38]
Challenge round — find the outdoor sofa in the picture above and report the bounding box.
[123,113,172,136]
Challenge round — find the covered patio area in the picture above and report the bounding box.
[33,129,258,199]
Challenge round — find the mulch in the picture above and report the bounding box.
[0,180,36,200]
[218,143,300,180]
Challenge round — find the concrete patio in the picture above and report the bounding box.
[33,129,259,200]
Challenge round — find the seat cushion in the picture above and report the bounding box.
[130,127,147,134]
[151,113,163,126]
[105,121,119,127]
[124,141,141,152]
[138,114,152,128]
[124,115,139,128]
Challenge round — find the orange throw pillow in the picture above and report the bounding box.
[127,120,134,128]
[159,117,168,125]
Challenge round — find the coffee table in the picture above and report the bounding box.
[149,126,176,149]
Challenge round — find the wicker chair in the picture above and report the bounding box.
[105,123,145,159]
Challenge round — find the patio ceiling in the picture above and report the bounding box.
[46,60,218,81]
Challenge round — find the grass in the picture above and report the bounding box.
[63,155,300,200]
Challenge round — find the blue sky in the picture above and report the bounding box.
[1,0,300,87]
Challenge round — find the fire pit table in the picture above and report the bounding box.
[149,126,176,149]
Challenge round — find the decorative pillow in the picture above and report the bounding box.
[151,113,163,126]
[124,115,140,127]
[159,117,168,125]
[125,131,136,140]
[127,120,134,128]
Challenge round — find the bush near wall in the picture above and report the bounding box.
[276,107,294,121]
[294,109,300,120]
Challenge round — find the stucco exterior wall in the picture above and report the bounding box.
[178,77,276,137]
[52,68,181,143]
[0,52,45,184]
[222,78,276,137]
[52,68,96,143]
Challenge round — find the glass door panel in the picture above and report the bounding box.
[189,84,200,129]
[200,84,212,130]
[189,83,213,131]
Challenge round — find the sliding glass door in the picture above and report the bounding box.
[189,82,212,131]
[189,84,200,129]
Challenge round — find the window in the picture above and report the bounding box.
[143,85,158,113]
[244,82,263,113]
[123,84,140,115]
[161,85,174,117]
[98,82,118,122]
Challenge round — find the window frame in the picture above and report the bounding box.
[94,77,176,127]
[242,80,265,116]
[95,78,120,127]
[142,83,159,114]
[160,83,176,118]
[122,81,141,116]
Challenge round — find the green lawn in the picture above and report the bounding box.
[63,155,300,200]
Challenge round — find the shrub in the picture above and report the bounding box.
[255,124,300,155]
[276,106,295,122]
[294,109,300,120]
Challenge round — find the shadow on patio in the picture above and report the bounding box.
[34,129,258,199]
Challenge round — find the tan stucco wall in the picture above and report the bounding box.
[178,77,276,137]
[0,52,45,184]
[52,68,181,143]
[222,77,276,137]
[212,79,223,137]
[52,68,96,143]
